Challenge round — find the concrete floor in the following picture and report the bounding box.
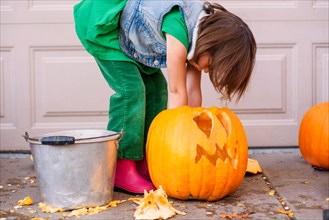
[0,149,328,220]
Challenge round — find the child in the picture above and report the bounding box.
[74,0,256,193]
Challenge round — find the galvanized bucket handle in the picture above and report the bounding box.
[23,130,124,146]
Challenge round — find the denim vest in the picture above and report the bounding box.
[119,0,203,68]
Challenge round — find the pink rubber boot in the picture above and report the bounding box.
[114,159,155,193]
[136,156,152,181]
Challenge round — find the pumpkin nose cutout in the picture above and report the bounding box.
[193,110,213,138]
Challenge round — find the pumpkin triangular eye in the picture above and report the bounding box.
[193,110,213,138]
[215,111,231,137]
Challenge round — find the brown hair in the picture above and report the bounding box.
[191,2,257,101]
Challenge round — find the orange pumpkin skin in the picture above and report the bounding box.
[299,102,329,170]
[146,106,248,201]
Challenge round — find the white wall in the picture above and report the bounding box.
[0,0,328,150]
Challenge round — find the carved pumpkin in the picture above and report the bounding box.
[299,102,329,170]
[146,106,248,201]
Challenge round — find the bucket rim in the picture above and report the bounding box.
[23,129,123,145]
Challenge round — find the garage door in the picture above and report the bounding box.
[0,0,328,150]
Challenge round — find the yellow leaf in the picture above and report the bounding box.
[129,197,143,205]
[38,202,65,213]
[268,189,275,196]
[326,198,329,202]
[64,200,126,217]
[278,208,294,217]
[220,212,253,219]
[31,218,49,220]
[88,206,107,214]
[39,199,127,217]
[65,207,88,217]
[246,158,262,174]
[18,196,33,206]
[105,200,126,207]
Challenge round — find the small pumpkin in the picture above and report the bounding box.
[299,102,329,170]
[146,106,248,201]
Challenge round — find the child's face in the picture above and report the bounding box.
[190,54,210,73]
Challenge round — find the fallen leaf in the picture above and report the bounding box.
[220,212,253,219]
[38,202,65,213]
[87,206,107,214]
[133,185,186,220]
[129,197,143,205]
[65,207,88,217]
[105,200,126,207]
[64,200,126,217]
[268,189,275,196]
[278,208,294,217]
[18,196,33,206]
[31,218,49,220]
[246,158,262,174]
[28,209,37,214]
[39,199,126,217]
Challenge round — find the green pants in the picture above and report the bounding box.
[95,59,168,160]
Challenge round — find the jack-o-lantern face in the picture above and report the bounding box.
[146,106,248,201]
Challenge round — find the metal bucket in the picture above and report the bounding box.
[24,130,123,210]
